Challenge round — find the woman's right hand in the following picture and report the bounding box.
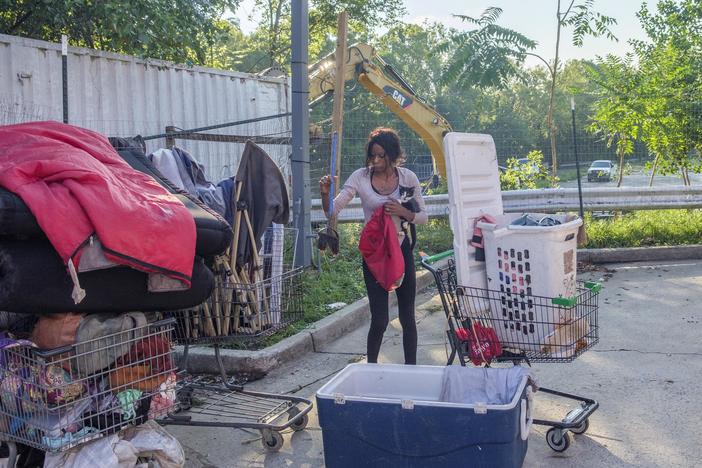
[319,175,337,195]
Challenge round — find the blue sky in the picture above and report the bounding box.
[234,0,649,66]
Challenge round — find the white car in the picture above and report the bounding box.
[587,160,614,182]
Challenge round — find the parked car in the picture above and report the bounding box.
[587,160,615,182]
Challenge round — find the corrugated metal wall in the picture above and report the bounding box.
[0,34,291,181]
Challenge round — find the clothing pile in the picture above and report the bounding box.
[0,122,235,312]
[0,121,236,466]
[0,314,177,463]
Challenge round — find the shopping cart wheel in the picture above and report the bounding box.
[261,429,284,452]
[546,428,572,452]
[287,408,309,432]
[176,387,193,411]
[570,419,589,435]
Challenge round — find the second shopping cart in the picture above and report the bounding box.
[421,252,600,452]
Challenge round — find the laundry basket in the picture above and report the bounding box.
[477,213,582,351]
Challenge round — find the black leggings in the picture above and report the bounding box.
[362,238,417,365]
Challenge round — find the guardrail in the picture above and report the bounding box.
[311,186,702,223]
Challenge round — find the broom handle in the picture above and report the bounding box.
[243,209,267,330]
[223,181,244,334]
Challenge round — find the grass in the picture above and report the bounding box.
[229,209,702,350]
[585,209,702,248]
[225,220,453,350]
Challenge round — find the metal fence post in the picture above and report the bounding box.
[291,0,311,267]
[61,35,68,124]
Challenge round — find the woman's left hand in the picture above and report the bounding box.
[384,200,413,220]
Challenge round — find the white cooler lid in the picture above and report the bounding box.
[443,132,504,288]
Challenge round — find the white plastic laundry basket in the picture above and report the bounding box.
[477,213,582,350]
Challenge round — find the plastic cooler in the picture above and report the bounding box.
[476,213,583,350]
[316,363,533,468]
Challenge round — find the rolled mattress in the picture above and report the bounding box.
[0,239,214,314]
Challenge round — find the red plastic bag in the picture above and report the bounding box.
[455,323,502,366]
[358,206,405,291]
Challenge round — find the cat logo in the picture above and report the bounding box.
[383,86,413,109]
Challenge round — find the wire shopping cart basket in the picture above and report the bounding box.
[421,251,600,453]
[0,318,177,464]
[159,227,313,452]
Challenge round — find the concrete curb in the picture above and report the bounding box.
[578,245,702,264]
[177,261,441,376]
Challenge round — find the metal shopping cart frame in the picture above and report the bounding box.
[0,317,177,466]
[421,251,600,452]
[158,228,313,453]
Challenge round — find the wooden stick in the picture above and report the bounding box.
[329,10,348,232]
[223,181,244,334]
[243,209,268,330]
[202,300,218,336]
[240,265,261,332]
[184,309,191,340]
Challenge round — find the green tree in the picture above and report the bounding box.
[0,0,239,65]
[587,0,702,186]
[436,7,536,90]
[634,0,702,185]
[587,55,641,187]
[526,0,617,178]
[244,0,406,71]
[376,22,450,101]
[500,150,557,190]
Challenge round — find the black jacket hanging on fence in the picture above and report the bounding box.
[231,141,290,269]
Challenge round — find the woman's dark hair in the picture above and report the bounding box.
[364,127,405,168]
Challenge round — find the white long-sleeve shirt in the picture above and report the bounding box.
[331,167,428,239]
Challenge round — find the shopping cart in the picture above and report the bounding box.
[159,227,313,452]
[0,317,177,465]
[421,251,600,452]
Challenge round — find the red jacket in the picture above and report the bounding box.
[358,206,404,291]
[0,121,196,286]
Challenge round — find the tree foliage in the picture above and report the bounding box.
[436,7,536,89]
[587,55,641,186]
[242,0,406,71]
[500,150,557,190]
[588,0,702,185]
[0,0,240,65]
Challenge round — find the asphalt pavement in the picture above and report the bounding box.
[560,168,702,188]
[169,259,702,468]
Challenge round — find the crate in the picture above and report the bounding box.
[0,319,176,452]
[316,363,533,468]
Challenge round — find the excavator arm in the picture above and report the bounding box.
[309,43,453,178]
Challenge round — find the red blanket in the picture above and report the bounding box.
[358,206,404,292]
[0,121,196,286]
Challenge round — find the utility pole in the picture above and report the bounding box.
[291,0,311,267]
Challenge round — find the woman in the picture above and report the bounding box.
[320,127,428,365]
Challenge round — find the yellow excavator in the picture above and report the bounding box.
[308,43,453,178]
